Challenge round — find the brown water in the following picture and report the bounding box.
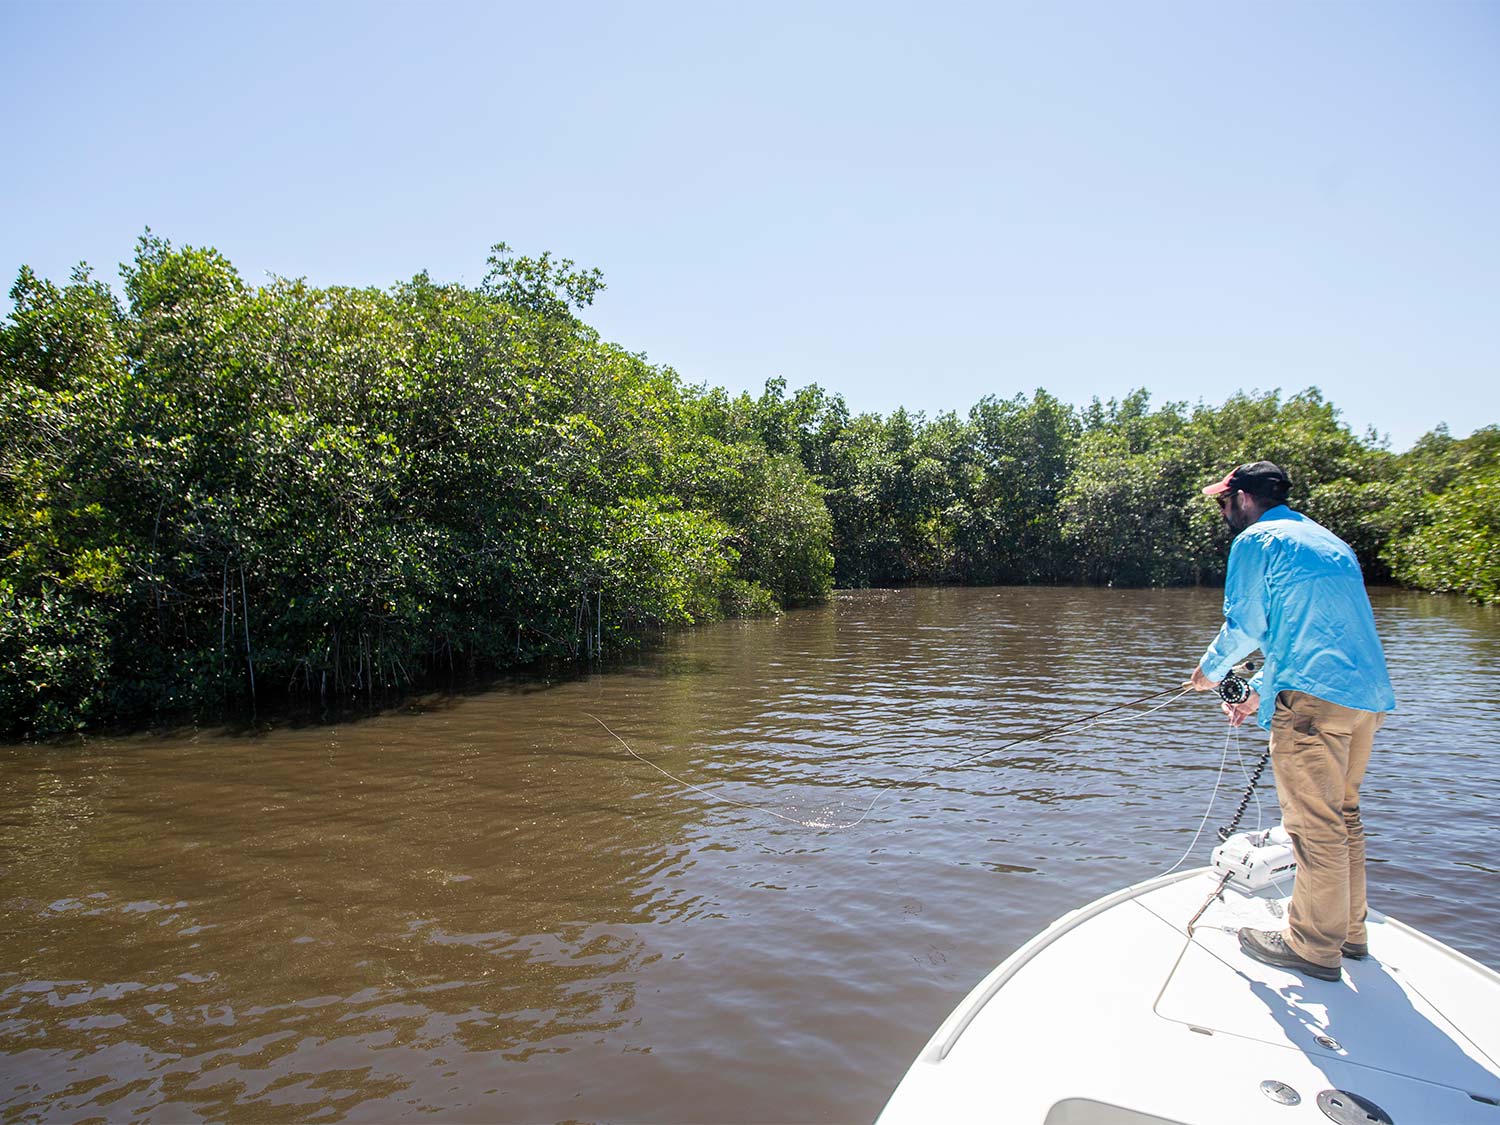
[3,587,1498,1123]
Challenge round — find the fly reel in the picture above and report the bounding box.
[1215,659,1260,705]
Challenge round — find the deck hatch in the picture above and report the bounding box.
[1316,1088,1393,1123]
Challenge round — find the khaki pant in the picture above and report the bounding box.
[1270,690,1385,968]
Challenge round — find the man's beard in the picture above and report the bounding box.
[1226,501,1256,535]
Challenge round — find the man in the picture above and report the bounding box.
[1187,461,1395,983]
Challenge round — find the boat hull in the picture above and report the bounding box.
[878,867,1500,1124]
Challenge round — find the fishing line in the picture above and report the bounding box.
[588,714,817,827]
[826,686,1196,831]
[1161,721,1237,877]
[1179,723,1293,934]
[934,686,1193,775]
[588,684,1194,832]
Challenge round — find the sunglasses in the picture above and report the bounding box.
[1216,491,1239,509]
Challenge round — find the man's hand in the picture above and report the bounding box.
[1221,691,1260,727]
[1186,666,1217,692]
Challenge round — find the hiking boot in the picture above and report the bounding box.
[1238,928,1342,982]
[1341,941,1370,960]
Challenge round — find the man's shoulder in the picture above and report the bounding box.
[1251,507,1331,541]
[1251,507,1360,567]
[1234,512,1296,549]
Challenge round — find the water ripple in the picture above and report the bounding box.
[2,587,1496,1122]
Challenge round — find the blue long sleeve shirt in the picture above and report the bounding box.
[1199,505,1395,729]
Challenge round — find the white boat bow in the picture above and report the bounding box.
[878,863,1500,1124]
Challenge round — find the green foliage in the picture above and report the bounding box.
[964,390,1079,583]
[1382,431,1500,602]
[2,234,1492,737]
[0,237,830,737]
[1385,462,1500,603]
[0,582,114,735]
[670,383,834,604]
[721,578,781,618]
[482,242,605,319]
[1061,423,1197,587]
[1058,388,1404,587]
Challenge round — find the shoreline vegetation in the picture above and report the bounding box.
[3,236,1497,739]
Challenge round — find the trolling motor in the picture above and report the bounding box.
[1212,825,1296,892]
[1188,825,1297,932]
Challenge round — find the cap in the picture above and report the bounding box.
[1202,461,1292,499]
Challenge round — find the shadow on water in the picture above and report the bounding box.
[2,635,714,751]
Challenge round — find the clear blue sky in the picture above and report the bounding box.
[3,0,1496,451]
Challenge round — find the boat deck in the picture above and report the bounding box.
[878,868,1500,1124]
